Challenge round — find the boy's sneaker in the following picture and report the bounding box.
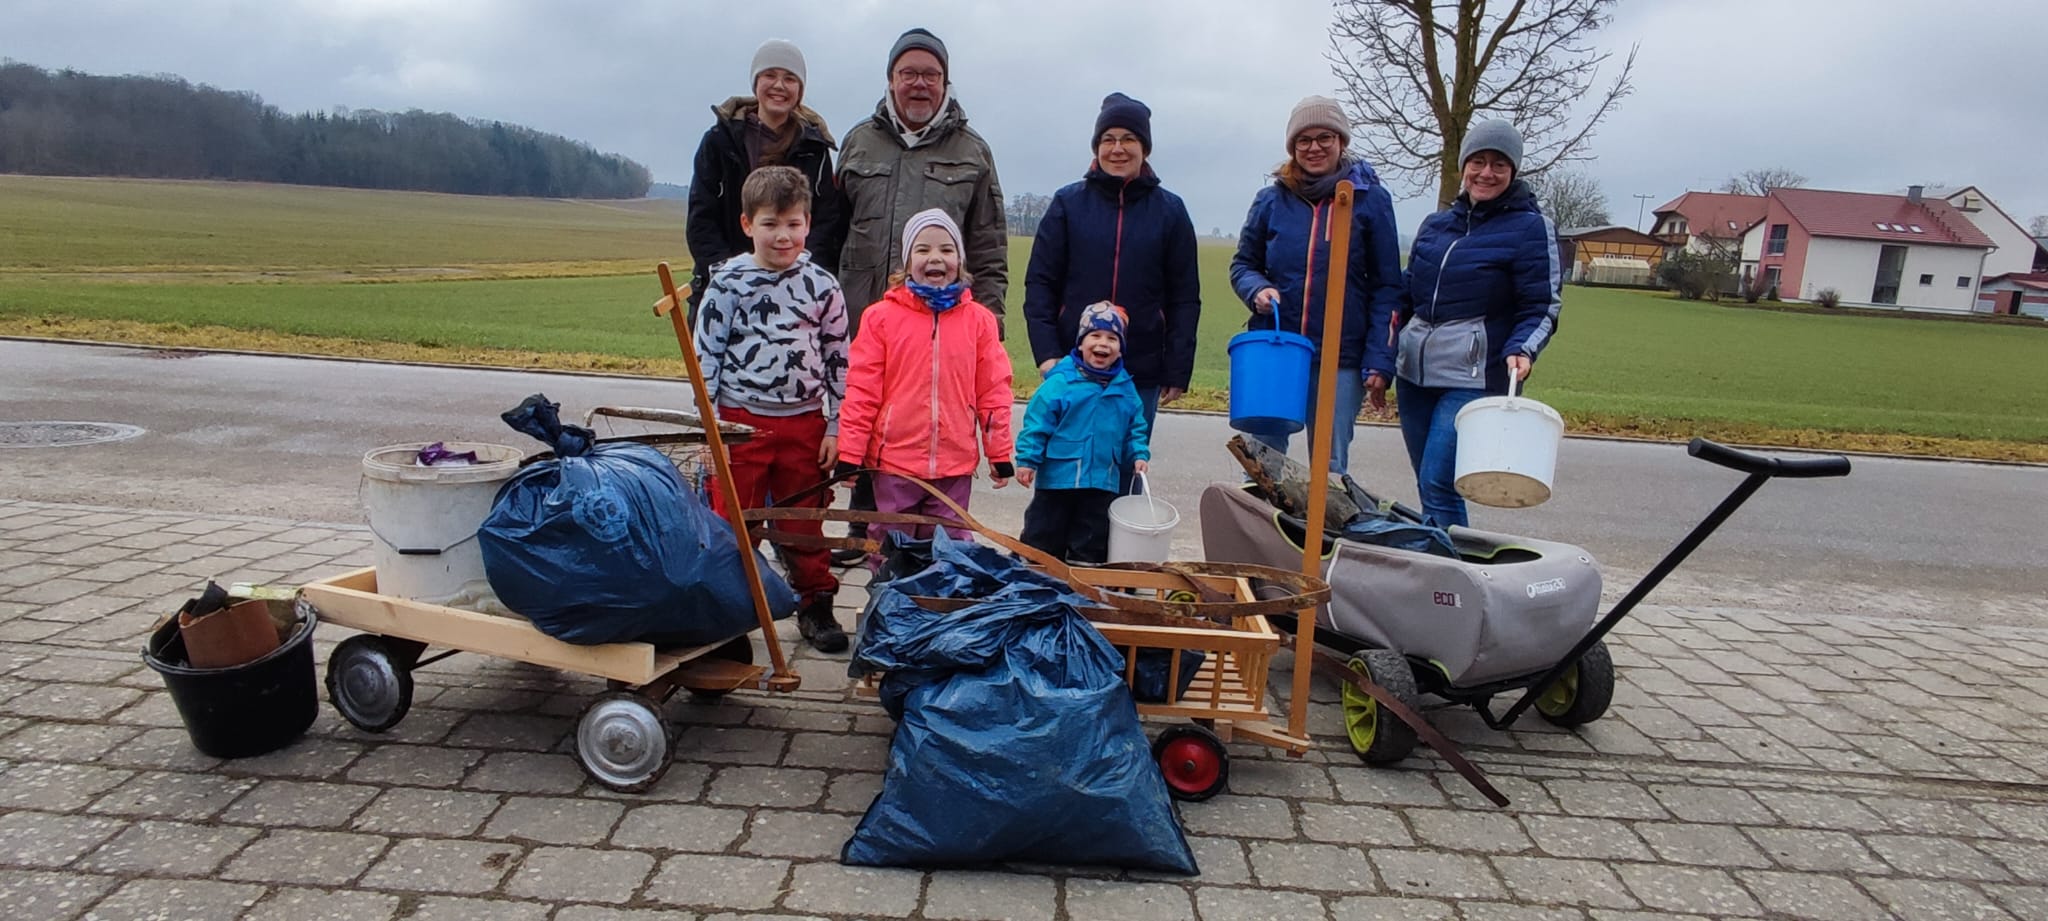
[796,598,849,653]
[830,546,867,567]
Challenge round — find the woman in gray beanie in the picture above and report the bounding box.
[1227,95,1404,475]
[1390,118,1564,527]
[684,39,846,315]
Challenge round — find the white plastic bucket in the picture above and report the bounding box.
[360,442,525,610]
[1452,368,1564,509]
[1107,473,1181,563]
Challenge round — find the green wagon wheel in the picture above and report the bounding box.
[1341,649,1419,764]
[1535,640,1615,728]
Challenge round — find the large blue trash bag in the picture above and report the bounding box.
[479,394,796,646]
[843,530,1199,874]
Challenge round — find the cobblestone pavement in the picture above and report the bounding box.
[3,497,2047,920]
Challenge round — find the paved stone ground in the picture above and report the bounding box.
[3,497,2048,920]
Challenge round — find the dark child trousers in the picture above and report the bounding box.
[1020,487,1118,565]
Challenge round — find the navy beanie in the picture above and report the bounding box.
[1093,92,1153,154]
[888,28,949,80]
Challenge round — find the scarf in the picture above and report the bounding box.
[1298,158,1358,202]
[907,281,965,311]
[1070,348,1123,383]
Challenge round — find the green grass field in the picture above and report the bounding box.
[5,175,2045,456]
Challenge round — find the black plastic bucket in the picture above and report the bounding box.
[143,600,319,758]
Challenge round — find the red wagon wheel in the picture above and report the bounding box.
[1152,724,1229,801]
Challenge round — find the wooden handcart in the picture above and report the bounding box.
[302,267,805,792]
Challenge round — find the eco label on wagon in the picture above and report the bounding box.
[1525,578,1567,599]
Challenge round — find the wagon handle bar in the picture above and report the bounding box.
[1490,438,1851,728]
[1688,438,1851,479]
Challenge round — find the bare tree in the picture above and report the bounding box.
[1327,0,1637,208]
[1719,168,1806,196]
[1528,167,1611,229]
[1007,193,1052,236]
[2029,215,2048,237]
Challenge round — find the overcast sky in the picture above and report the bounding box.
[9,0,2046,240]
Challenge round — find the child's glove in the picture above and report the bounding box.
[990,461,1016,480]
[831,461,861,481]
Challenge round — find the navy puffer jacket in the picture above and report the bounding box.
[1022,167,1201,391]
[1396,180,1562,394]
[1228,159,1403,374]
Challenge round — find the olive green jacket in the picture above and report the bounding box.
[835,96,1008,335]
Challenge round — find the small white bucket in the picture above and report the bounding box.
[360,442,525,610]
[1107,473,1181,563]
[1453,367,1564,509]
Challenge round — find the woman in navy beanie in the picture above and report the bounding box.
[1021,92,1201,492]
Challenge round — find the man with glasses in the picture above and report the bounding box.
[832,27,1011,566]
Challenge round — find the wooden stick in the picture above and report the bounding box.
[652,263,797,691]
[1288,180,1354,747]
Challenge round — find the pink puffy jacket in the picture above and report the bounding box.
[837,285,1015,480]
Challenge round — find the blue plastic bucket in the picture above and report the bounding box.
[1227,328,1314,435]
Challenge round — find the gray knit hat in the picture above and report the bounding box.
[900,208,963,269]
[1284,95,1350,153]
[1458,118,1525,175]
[887,28,949,81]
[750,39,806,88]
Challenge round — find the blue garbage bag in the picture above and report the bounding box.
[479,395,795,646]
[843,530,1198,874]
[1339,513,1458,558]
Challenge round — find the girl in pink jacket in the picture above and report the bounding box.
[836,208,1015,560]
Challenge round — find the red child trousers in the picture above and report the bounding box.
[707,406,837,605]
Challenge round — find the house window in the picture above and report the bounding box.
[1957,276,1971,288]
[1763,266,1781,293]
[1765,224,1789,255]
[1673,218,1688,234]
[1919,274,1934,285]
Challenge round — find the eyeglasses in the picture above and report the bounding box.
[1293,132,1342,151]
[1098,134,1142,150]
[893,68,944,86]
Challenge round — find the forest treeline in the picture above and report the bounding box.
[0,61,652,198]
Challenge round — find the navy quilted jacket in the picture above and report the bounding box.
[1228,159,1403,375]
[1396,180,1563,394]
[1022,167,1201,390]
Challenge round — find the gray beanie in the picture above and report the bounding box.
[887,28,949,81]
[1284,95,1351,153]
[900,208,963,269]
[1458,118,1524,175]
[750,39,806,88]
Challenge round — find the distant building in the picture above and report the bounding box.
[1650,191,1768,259]
[1555,225,1667,287]
[1739,186,1994,312]
[1977,273,2048,318]
[1940,186,2048,276]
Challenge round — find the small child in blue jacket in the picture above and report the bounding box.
[1015,302,1150,564]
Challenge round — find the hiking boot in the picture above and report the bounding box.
[796,598,849,653]
[830,546,868,568]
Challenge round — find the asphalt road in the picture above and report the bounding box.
[6,339,2043,626]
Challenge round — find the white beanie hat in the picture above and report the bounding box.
[899,208,963,268]
[751,39,807,88]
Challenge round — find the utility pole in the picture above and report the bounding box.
[1633,193,1655,233]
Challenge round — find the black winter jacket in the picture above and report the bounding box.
[685,97,846,301]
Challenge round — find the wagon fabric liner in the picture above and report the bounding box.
[1200,483,1601,685]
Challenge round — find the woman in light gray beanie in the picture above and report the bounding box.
[1225,94,1405,476]
[1389,116,1563,528]
[684,39,846,316]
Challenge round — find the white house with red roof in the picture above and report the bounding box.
[1738,186,1995,312]
[1651,191,1769,258]
[1940,186,2048,277]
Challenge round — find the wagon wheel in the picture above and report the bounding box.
[326,635,415,733]
[688,636,756,702]
[1152,724,1229,801]
[1343,650,1420,764]
[1535,640,1615,728]
[574,691,675,793]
